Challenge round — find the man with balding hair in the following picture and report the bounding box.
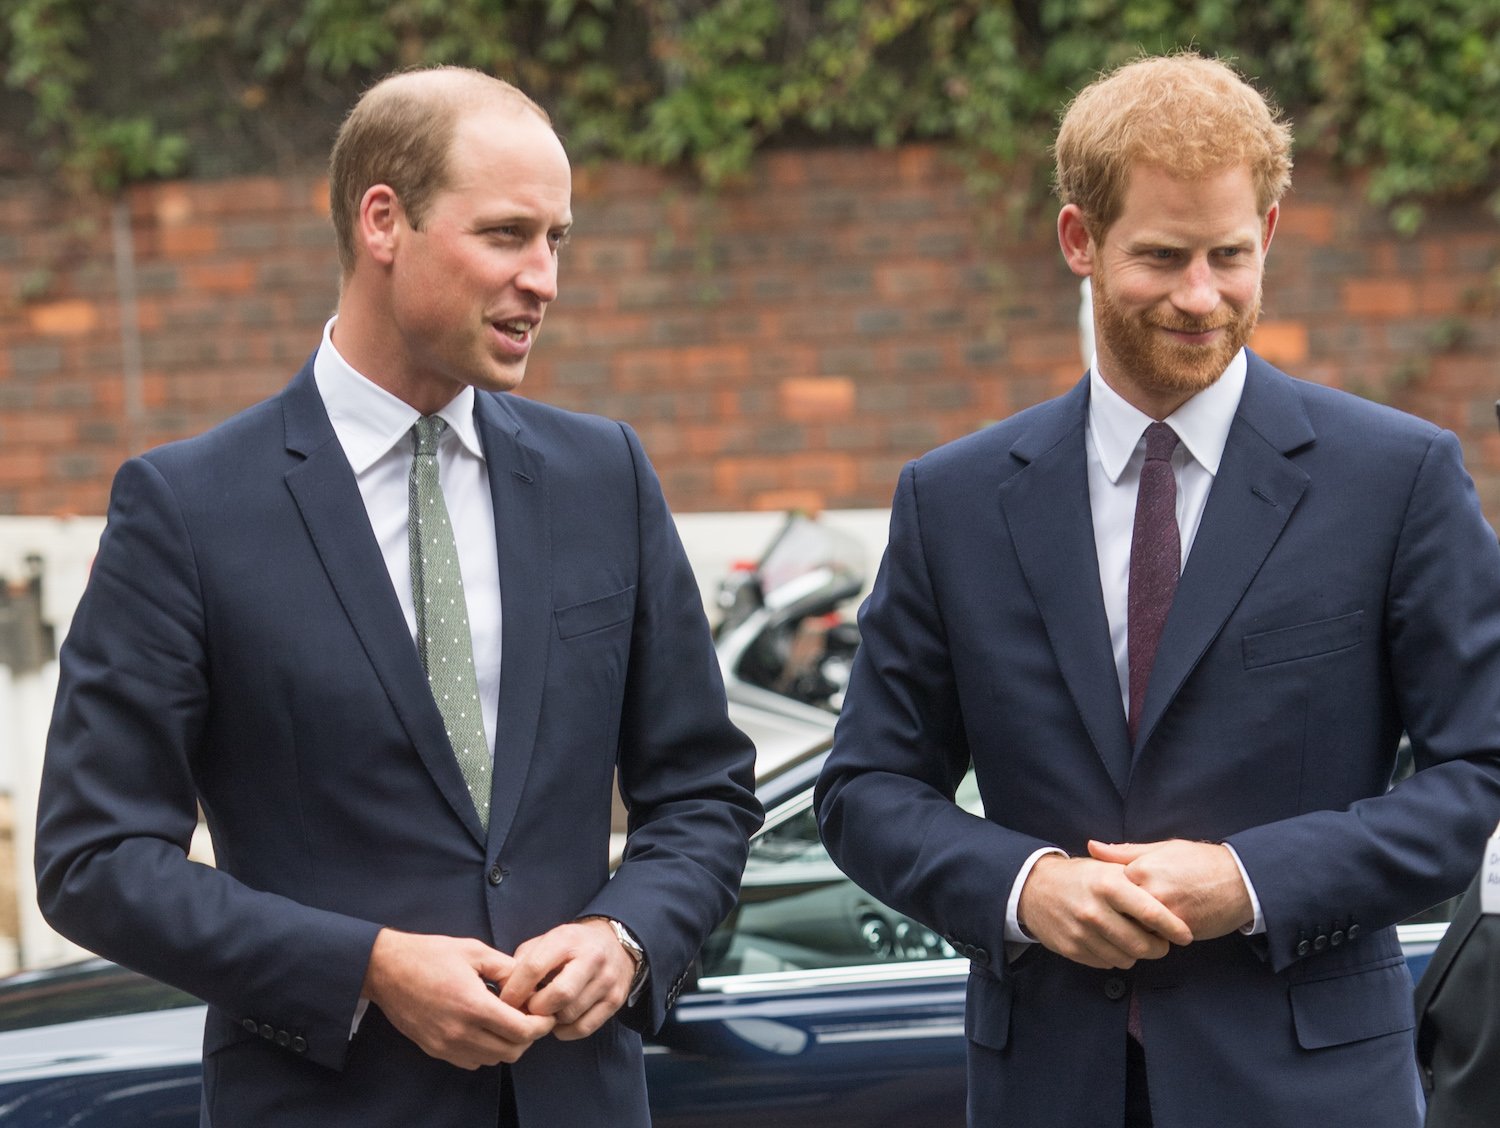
[36,67,760,1127]
[817,53,1500,1127]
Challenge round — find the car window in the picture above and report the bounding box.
[699,771,982,979]
[0,961,198,1032]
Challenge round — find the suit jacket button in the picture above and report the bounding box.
[292,1036,308,1054]
[972,947,990,965]
[275,1030,291,1047]
[1295,939,1311,957]
[1346,924,1361,940]
[260,1024,275,1040]
[1313,934,1329,952]
[1329,929,1345,947]
[1104,977,1127,1001]
[488,865,506,886]
[241,1018,258,1033]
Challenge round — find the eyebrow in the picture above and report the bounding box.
[472,215,574,236]
[1125,232,1258,251]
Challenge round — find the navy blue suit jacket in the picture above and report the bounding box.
[817,353,1500,1128]
[35,363,761,1127]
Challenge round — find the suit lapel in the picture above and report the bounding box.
[999,379,1134,795]
[475,394,551,852]
[281,366,488,846]
[1134,355,1313,751]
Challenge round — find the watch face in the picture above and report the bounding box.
[613,920,643,957]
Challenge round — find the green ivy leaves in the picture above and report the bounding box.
[2,0,1498,226]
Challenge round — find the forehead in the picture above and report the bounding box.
[436,105,573,222]
[1110,162,1263,244]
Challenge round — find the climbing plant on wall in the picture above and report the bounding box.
[4,0,1500,229]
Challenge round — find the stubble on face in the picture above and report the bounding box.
[1091,261,1262,404]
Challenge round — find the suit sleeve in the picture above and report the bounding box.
[1228,430,1500,972]
[575,423,762,1033]
[34,455,380,1070]
[815,460,1056,969]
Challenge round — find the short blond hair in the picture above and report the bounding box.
[328,66,552,274]
[1054,52,1293,237]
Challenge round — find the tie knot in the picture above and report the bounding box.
[1144,421,1179,463]
[413,415,447,456]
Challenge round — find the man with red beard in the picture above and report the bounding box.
[816,52,1500,1128]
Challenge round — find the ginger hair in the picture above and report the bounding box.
[1054,52,1293,237]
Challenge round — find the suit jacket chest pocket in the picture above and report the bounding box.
[550,586,635,746]
[554,586,635,640]
[1242,611,1364,669]
[558,582,639,696]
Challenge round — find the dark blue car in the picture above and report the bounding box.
[0,743,1452,1126]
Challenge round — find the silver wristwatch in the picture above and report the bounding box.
[608,918,648,990]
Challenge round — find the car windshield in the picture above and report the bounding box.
[699,770,983,978]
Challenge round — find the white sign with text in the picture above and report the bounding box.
[1481,821,1500,915]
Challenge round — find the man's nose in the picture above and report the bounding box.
[518,240,559,303]
[1172,257,1219,318]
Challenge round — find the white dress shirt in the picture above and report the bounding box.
[1005,348,1264,944]
[312,318,502,760]
[313,324,648,1016]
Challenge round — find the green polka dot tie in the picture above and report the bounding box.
[409,416,491,829]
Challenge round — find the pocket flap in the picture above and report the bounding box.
[964,966,1013,1051]
[554,586,635,639]
[1243,611,1363,669]
[1289,959,1413,1049]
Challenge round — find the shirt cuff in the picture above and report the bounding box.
[1006,846,1068,943]
[1223,842,1265,935]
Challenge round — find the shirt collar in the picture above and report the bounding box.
[1087,347,1247,483]
[312,317,485,473]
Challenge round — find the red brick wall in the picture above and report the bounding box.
[2,146,1498,522]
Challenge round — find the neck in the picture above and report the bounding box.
[1093,359,1194,422]
[331,283,449,415]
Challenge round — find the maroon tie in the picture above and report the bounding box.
[1127,422,1180,744]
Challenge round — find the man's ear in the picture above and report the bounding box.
[1261,202,1279,255]
[1058,204,1096,277]
[357,184,403,267]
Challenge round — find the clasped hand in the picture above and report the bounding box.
[1016,839,1254,970]
[362,919,638,1070]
